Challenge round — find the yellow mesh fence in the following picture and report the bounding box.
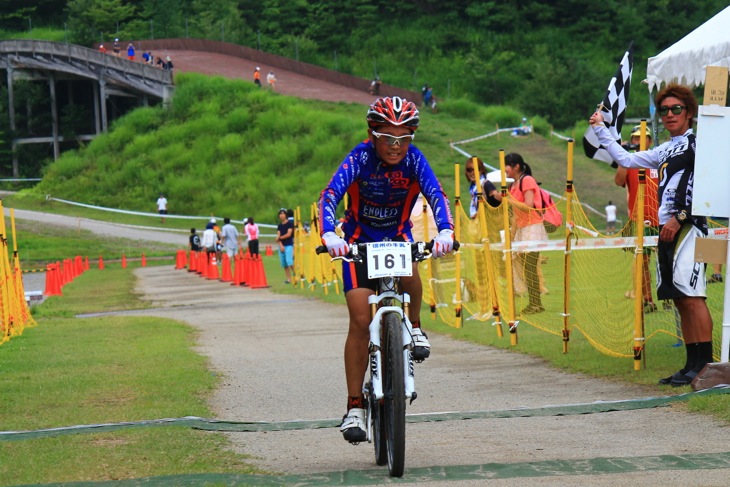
[0,204,37,346]
[293,144,727,368]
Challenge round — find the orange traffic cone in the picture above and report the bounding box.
[265,245,273,256]
[188,251,197,272]
[98,255,105,270]
[75,256,84,276]
[84,256,90,271]
[196,252,206,275]
[43,263,62,296]
[232,254,242,285]
[250,255,269,288]
[242,252,252,286]
[221,253,233,282]
[122,254,127,269]
[175,250,186,269]
[141,254,147,267]
[207,253,219,280]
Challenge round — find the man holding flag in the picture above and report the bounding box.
[588,83,713,387]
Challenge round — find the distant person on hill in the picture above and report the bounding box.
[99,44,106,54]
[369,77,381,95]
[165,55,173,71]
[253,67,262,87]
[156,193,168,223]
[244,216,260,256]
[189,228,202,252]
[127,43,135,61]
[266,71,277,90]
[113,38,120,56]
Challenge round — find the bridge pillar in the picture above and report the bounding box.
[99,78,108,133]
[6,67,18,178]
[48,74,59,161]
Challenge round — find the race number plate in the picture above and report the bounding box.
[366,242,413,279]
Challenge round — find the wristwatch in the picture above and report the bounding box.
[675,209,688,224]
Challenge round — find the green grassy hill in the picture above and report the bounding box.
[30,73,626,227]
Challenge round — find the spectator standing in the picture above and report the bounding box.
[201,222,218,262]
[189,228,202,252]
[590,83,713,387]
[276,209,295,284]
[244,217,260,256]
[165,55,173,71]
[605,200,617,233]
[156,193,168,223]
[113,38,120,56]
[99,44,106,54]
[369,77,381,95]
[127,42,135,61]
[465,156,501,219]
[505,152,547,315]
[615,125,660,312]
[266,71,277,90]
[253,67,262,87]
[220,217,240,258]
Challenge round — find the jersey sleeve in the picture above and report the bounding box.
[319,148,363,235]
[593,124,659,169]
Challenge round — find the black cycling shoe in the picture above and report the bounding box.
[412,346,431,362]
[670,371,697,387]
[659,370,687,385]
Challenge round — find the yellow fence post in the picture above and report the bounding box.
[499,150,518,345]
[562,140,575,353]
[453,163,463,328]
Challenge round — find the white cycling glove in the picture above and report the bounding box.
[432,229,454,258]
[322,231,349,257]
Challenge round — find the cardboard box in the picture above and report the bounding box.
[695,237,728,264]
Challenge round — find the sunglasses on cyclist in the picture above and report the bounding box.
[371,130,414,147]
[658,104,686,117]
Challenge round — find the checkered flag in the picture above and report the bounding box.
[582,43,634,164]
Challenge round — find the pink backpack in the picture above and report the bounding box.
[519,178,563,233]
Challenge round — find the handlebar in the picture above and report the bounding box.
[315,240,460,261]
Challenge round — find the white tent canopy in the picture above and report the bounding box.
[647,6,730,91]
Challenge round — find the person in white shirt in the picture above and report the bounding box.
[156,193,168,223]
[605,200,617,233]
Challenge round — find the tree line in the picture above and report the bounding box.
[1,1,727,130]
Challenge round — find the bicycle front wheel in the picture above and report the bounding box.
[383,311,406,477]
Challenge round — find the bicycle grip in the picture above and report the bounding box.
[315,245,328,255]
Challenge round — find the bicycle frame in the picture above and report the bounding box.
[367,291,416,403]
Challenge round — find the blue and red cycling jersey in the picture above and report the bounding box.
[319,140,453,243]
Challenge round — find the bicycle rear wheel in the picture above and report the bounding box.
[383,312,406,477]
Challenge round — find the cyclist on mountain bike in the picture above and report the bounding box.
[318,96,455,443]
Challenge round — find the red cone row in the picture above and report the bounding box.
[185,250,268,288]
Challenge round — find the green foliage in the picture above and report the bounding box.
[0,268,259,484]
[33,73,364,221]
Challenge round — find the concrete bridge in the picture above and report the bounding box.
[0,40,174,177]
